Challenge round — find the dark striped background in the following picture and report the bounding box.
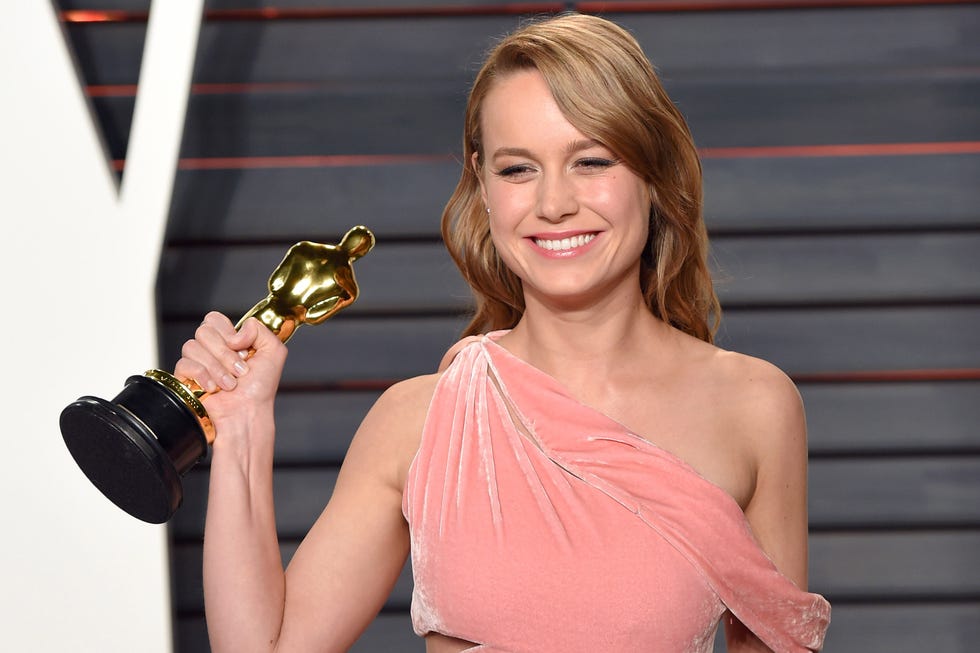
[59,1,980,650]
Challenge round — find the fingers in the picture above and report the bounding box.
[177,339,241,394]
[201,311,240,345]
[175,312,252,393]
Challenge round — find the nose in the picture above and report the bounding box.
[535,171,578,223]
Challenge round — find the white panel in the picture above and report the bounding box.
[0,2,202,651]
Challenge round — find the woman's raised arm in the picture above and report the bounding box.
[176,312,432,652]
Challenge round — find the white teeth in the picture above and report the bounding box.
[534,233,596,251]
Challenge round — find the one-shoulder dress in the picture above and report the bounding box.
[402,332,831,652]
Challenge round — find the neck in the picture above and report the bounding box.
[501,288,676,385]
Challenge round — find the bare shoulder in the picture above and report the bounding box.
[371,372,442,418]
[659,336,808,515]
[708,349,806,454]
[670,332,804,441]
[357,372,442,448]
[346,372,443,491]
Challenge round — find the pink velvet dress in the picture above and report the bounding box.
[403,332,831,652]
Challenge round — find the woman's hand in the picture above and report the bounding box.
[174,311,288,448]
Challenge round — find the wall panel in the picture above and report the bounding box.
[53,1,980,650]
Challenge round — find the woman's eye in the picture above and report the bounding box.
[495,164,535,177]
[577,157,616,170]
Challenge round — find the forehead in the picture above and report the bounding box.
[480,69,587,149]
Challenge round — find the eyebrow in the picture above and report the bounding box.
[491,139,603,160]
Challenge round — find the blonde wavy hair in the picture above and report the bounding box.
[441,13,720,342]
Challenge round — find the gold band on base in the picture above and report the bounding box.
[144,369,217,444]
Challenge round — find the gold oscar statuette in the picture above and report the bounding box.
[60,226,375,523]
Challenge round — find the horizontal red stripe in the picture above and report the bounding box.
[204,4,563,20]
[62,10,148,23]
[61,0,979,22]
[62,4,563,23]
[578,0,980,12]
[112,154,453,172]
[700,141,980,158]
[179,153,455,170]
[794,369,980,383]
[110,141,980,171]
[113,153,456,172]
[88,82,321,97]
[280,380,396,393]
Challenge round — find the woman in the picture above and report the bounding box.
[178,13,830,653]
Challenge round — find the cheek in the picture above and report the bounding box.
[486,181,531,217]
[619,185,652,257]
[488,215,515,253]
[487,216,526,277]
[602,180,650,230]
[486,187,526,238]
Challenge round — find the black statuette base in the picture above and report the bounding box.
[60,375,209,524]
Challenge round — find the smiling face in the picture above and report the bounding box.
[475,69,652,310]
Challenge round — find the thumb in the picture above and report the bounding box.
[229,317,285,353]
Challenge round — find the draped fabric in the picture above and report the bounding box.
[403,332,831,652]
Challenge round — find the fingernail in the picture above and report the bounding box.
[205,379,218,394]
[220,374,237,391]
[234,360,248,375]
[238,349,248,359]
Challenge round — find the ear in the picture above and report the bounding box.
[472,151,489,207]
